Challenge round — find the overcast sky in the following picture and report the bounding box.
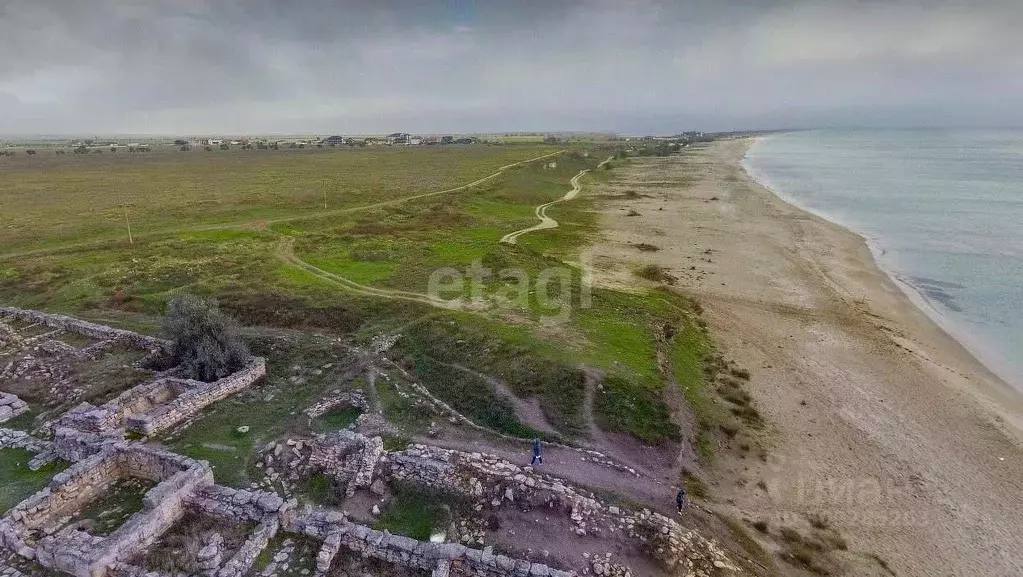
[2,0,1022,135]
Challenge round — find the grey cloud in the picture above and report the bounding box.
[1,0,1022,135]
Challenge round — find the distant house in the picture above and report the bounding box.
[454,137,473,145]
[386,132,410,145]
[440,136,454,144]
[409,137,422,146]
[322,135,346,146]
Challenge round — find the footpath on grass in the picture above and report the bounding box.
[0,150,566,262]
[279,154,612,309]
[500,156,613,245]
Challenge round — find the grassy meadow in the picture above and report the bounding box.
[0,142,728,481]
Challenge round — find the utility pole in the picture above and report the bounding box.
[123,205,133,245]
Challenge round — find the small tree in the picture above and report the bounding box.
[163,295,249,382]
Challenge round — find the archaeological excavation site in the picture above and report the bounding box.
[0,306,751,577]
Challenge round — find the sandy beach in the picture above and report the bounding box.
[583,139,1023,576]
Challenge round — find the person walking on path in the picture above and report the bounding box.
[676,487,687,513]
[530,438,543,466]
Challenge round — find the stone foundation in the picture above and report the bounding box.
[290,512,574,577]
[0,394,28,424]
[54,357,265,438]
[0,308,169,354]
[0,310,744,577]
[0,443,214,577]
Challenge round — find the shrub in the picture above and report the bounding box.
[162,295,249,382]
[752,519,769,533]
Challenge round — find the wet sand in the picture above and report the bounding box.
[582,138,1023,576]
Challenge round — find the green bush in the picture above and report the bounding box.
[163,294,250,382]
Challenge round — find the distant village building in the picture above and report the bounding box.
[386,132,411,145]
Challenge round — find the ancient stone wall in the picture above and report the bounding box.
[383,445,739,574]
[0,443,214,577]
[185,485,293,525]
[290,512,575,577]
[216,519,279,577]
[126,357,265,436]
[0,394,28,424]
[0,308,169,353]
[304,389,369,421]
[309,430,384,498]
[52,357,265,439]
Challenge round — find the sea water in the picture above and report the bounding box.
[743,130,1023,390]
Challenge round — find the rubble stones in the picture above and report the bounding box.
[0,394,28,424]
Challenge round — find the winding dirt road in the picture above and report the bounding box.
[499,156,612,245]
[282,154,611,309]
[0,150,566,262]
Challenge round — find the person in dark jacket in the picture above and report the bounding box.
[676,487,687,513]
[530,438,543,465]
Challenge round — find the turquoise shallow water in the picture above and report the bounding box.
[743,130,1023,390]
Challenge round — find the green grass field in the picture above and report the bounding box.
[2,142,710,465]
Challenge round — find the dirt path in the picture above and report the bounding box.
[364,366,382,414]
[276,237,462,308]
[276,155,613,311]
[413,431,678,515]
[0,150,566,262]
[500,157,612,244]
[580,367,608,444]
[426,357,560,436]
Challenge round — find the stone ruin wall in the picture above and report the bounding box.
[290,511,574,577]
[0,307,170,354]
[383,444,740,576]
[0,443,216,577]
[1,310,742,577]
[304,389,369,421]
[53,358,266,440]
[0,393,29,423]
[126,357,266,436]
[185,484,293,525]
[309,430,384,498]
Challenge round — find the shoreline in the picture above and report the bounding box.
[741,137,1023,393]
[583,138,1023,576]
